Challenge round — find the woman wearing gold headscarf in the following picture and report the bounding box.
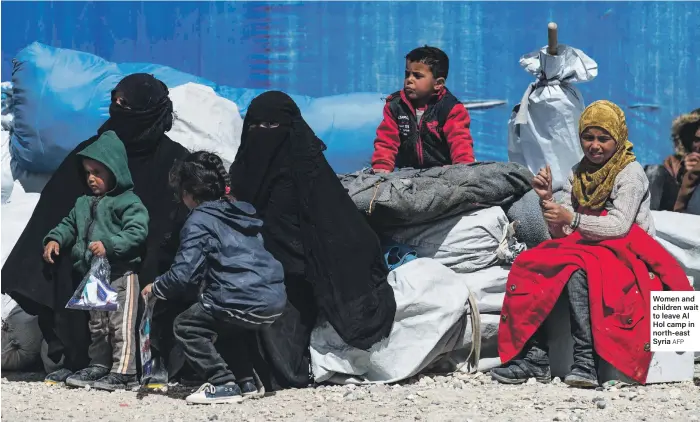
[491,101,692,388]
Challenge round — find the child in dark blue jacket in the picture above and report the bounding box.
[141,151,286,405]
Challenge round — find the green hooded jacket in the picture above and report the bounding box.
[44,130,149,277]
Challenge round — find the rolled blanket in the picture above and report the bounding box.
[339,162,534,229]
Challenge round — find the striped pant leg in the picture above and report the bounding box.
[108,273,139,375]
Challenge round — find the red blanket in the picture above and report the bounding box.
[498,224,693,384]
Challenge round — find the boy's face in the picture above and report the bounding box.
[404,60,445,103]
[83,159,113,195]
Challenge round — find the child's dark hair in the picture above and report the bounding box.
[405,45,449,80]
[169,151,231,203]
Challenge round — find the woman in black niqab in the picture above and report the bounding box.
[1,74,190,378]
[229,91,396,389]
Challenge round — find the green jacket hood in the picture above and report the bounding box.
[77,130,134,194]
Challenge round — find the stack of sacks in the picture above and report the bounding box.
[1,81,46,371]
[8,42,384,176]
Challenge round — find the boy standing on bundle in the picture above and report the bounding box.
[372,45,475,173]
[43,130,149,391]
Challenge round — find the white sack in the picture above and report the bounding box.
[2,188,41,266]
[169,83,243,165]
[310,259,508,384]
[652,210,700,290]
[508,44,598,190]
[1,130,13,204]
[1,294,42,371]
[383,206,523,273]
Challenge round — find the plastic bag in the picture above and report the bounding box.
[140,295,157,380]
[65,257,119,311]
[139,294,169,388]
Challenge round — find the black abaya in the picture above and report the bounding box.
[1,74,190,371]
[229,91,396,387]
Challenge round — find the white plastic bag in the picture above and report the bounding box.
[1,294,43,371]
[508,44,598,189]
[65,257,119,311]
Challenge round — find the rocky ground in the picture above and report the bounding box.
[2,367,699,422]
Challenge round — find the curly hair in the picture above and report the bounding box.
[169,151,231,203]
[405,45,450,80]
[671,108,700,156]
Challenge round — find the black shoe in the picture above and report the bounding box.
[65,366,110,388]
[564,367,598,388]
[44,368,73,386]
[491,359,552,385]
[93,373,140,391]
[186,382,244,404]
[238,378,264,399]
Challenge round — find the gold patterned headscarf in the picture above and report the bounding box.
[572,100,636,210]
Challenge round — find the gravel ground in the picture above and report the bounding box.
[2,367,699,422]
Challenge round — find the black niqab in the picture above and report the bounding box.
[230,91,396,356]
[2,73,190,371]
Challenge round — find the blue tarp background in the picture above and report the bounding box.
[2,1,699,167]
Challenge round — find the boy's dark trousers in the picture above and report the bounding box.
[87,273,140,375]
[173,302,255,385]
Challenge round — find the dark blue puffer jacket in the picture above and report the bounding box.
[153,199,286,326]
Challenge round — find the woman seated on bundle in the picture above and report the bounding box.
[491,100,693,388]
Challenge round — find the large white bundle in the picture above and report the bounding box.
[168,83,243,165]
[383,206,524,273]
[310,259,508,384]
[508,45,598,190]
[652,210,700,289]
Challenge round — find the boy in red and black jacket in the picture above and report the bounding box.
[372,46,475,173]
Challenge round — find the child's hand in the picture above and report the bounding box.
[88,241,106,257]
[43,241,60,264]
[141,283,153,298]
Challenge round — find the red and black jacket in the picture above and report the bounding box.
[371,88,475,171]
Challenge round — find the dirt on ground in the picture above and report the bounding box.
[2,367,699,422]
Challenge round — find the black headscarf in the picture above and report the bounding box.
[230,91,396,352]
[2,73,189,371]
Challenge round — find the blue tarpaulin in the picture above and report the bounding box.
[2,1,699,169]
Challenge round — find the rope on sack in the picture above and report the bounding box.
[368,181,381,216]
[452,290,482,374]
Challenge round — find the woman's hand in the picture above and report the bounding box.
[43,241,60,264]
[532,165,553,201]
[684,152,700,173]
[541,200,574,226]
[141,283,153,298]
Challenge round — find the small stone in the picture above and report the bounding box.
[84,385,91,391]
[526,377,537,385]
[627,393,638,401]
[347,384,357,390]
[406,395,416,401]
[619,392,628,398]
[661,398,669,403]
[592,397,605,403]
[552,377,562,384]
[553,414,568,421]
[564,397,576,402]
[208,416,218,421]
[452,381,463,389]
[596,400,607,409]
[416,391,428,398]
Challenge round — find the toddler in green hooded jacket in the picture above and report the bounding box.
[42,130,149,391]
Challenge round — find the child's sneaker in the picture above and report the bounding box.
[185,382,244,404]
[44,368,73,386]
[93,373,140,391]
[65,366,110,388]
